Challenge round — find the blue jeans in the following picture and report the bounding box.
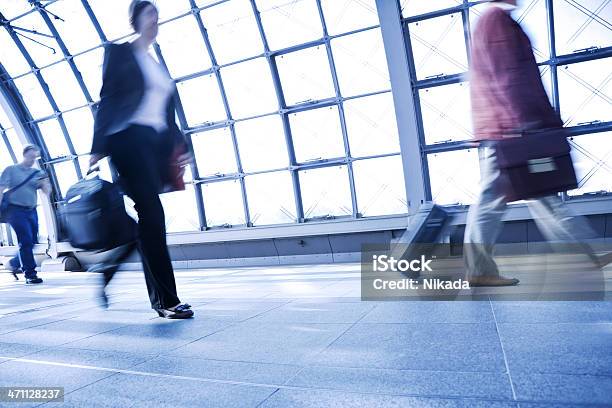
[7,206,39,279]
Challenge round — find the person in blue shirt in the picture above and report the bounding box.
[0,145,50,284]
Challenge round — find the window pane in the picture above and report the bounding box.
[2,0,33,20]
[234,115,288,172]
[14,12,62,68]
[41,62,87,111]
[53,160,79,199]
[513,0,549,63]
[77,155,113,182]
[37,119,70,158]
[157,15,212,79]
[0,29,31,77]
[12,74,54,119]
[62,107,94,155]
[409,13,468,80]
[191,127,237,176]
[276,45,335,106]
[353,156,407,217]
[47,0,100,55]
[257,0,323,51]
[156,0,192,21]
[202,0,263,64]
[177,74,227,126]
[558,58,612,127]
[420,82,472,145]
[202,179,245,226]
[36,197,48,242]
[401,0,461,18]
[195,0,221,7]
[0,106,12,129]
[428,148,481,205]
[332,28,390,97]
[0,133,14,168]
[344,93,400,157]
[73,48,104,100]
[4,128,23,157]
[87,0,133,41]
[554,0,612,56]
[289,106,345,162]
[568,132,612,196]
[321,0,379,36]
[245,171,296,225]
[160,184,200,232]
[300,165,352,218]
[221,58,278,119]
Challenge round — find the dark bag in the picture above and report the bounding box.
[62,173,136,251]
[494,128,577,202]
[160,142,187,194]
[0,171,39,223]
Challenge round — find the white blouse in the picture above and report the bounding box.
[129,47,174,133]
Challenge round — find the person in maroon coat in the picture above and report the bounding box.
[464,0,608,286]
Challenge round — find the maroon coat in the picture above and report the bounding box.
[470,6,562,140]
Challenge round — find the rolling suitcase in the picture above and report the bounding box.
[62,173,136,251]
[390,203,450,278]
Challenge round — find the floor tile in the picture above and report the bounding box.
[168,322,351,364]
[513,372,612,406]
[0,359,114,395]
[309,323,506,372]
[249,302,375,324]
[287,365,513,400]
[26,347,152,371]
[260,388,518,408]
[63,318,234,354]
[132,355,301,385]
[499,323,612,375]
[57,372,275,408]
[492,301,612,324]
[361,301,494,324]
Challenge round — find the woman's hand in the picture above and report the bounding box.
[40,178,52,195]
[89,154,105,167]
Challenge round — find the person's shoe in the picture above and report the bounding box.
[468,275,519,287]
[155,303,193,319]
[25,277,43,284]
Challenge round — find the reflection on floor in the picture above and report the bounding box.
[0,262,611,407]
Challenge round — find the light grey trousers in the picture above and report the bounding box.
[464,146,597,277]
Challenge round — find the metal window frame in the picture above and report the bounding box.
[3,0,398,222]
[398,0,612,204]
[10,0,609,245]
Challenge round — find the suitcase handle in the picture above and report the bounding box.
[86,162,101,178]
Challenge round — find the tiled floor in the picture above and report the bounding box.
[0,263,611,407]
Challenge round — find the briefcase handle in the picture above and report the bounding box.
[86,162,101,178]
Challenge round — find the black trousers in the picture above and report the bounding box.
[107,124,180,309]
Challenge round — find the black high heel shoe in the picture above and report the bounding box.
[155,303,193,319]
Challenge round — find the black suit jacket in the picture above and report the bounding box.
[91,42,185,156]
